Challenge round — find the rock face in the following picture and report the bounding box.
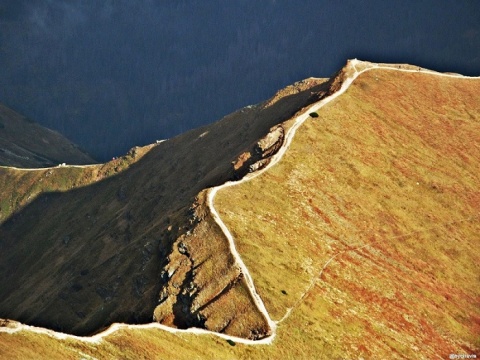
[149,76,336,339]
[255,125,284,158]
[232,152,251,171]
[151,125,289,339]
[232,124,285,178]
[152,193,270,339]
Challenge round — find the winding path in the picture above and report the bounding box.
[1,59,478,346]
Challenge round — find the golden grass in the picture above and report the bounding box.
[1,66,479,358]
[214,69,480,357]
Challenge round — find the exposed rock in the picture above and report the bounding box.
[158,288,169,304]
[263,78,327,108]
[0,69,328,338]
[232,125,285,179]
[232,152,251,171]
[249,159,270,173]
[255,125,284,158]
[177,241,188,255]
[153,215,270,340]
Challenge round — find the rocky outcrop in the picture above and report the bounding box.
[232,151,252,171]
[232,124,285,179]
[152,61,357,339]
[255,125,284,158]
[153,195,270,340]
[263,78,327,108]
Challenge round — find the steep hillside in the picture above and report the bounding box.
[0,60,478,359]
[0,103,95,168]
[215,61,480,357]
[0,77,330,338]
[0,145,153,224]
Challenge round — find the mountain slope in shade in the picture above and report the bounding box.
[0,103,95,168]
[0,60,479,359]
[0,77,330,338]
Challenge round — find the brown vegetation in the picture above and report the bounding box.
[0,61,478,358]
[215,66,480,357]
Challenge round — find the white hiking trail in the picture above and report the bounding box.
[1,60,478,346]
[206,59,479,330]
[0,140,168,172]
[0,164,99,171]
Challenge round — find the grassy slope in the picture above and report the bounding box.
[215,68,480,358]
[1,64,478,359]
[0,147,148,222]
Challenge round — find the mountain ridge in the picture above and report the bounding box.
[0,73,332,338]
[0,103,96,168]
[0,59,479,358]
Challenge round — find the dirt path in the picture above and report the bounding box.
[0,164,99,171]
[206,59,479,331]
[1,59,477,346]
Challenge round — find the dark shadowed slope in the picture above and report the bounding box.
[0,77,329,338]
[0,61,478,359]
[0,103,95,167]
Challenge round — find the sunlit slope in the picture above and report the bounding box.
[215,68,480,357]
[1,63,478,359]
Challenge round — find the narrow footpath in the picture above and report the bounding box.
[1,59,477,345]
